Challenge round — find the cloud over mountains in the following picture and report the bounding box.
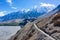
[0,1,56,17]
[0,11,7,16]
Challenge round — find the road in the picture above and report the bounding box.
[34,23,55,40]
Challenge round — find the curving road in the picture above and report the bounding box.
[34,23,55,40]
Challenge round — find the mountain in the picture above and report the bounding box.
[0,9,46,26]
[0,5,55,26]
[9,5,60,40]
[0,6,52,26]
[0,6,53,22]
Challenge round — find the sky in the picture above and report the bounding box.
[0,0,60,16]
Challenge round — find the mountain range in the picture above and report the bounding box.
[0,6,54,22]
[0,5,55,26]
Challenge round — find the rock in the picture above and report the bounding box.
[9,22,52,40]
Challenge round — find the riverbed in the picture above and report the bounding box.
[0,26,21,40]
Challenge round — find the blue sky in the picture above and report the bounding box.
[0,0,60,16]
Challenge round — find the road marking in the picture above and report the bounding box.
[34,23,55,40]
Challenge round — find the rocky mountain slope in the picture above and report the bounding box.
[9,5,60,40]
[9,22,53,40]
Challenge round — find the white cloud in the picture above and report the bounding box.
[34,5,38,9]
[6,0,12,6]
[40,3,55,8]
[40,3,56,12]
[33,3,55,10]
[11,7,17,10]
[0,11,7,16]
[6,0,17,10]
